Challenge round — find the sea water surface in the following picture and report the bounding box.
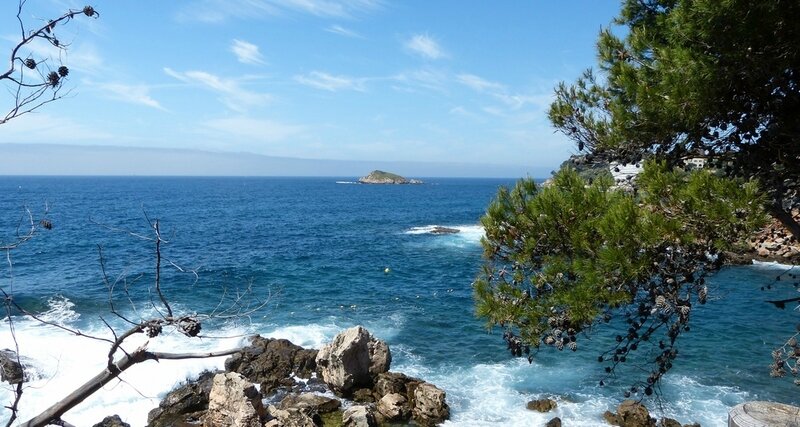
[0,177,798,426]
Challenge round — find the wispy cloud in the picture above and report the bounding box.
[324,24,362,38]
[93,82,167,111]
[164,68,272,112]
[457,72,552,112]
[392,68,448,93]
[177,0,383,22]
[204,116,305,142]
[230,39,267,65]
[456,74,505,93]
[404,34,446,60]
[294,71,366,92]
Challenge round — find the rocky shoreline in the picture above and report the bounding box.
[141,326,448,427]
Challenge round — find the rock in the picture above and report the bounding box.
[92,415,131,427]
[280,392,341,413]
[430,226,460,235]
[147,371,216,427]
[315,326,391,395]
[203,372,263,427]
[611,400,656,427]
[683,423,701,427]
[266,404,319,427]
[412,382,450,426]
[0,349,26,384]
[658,418,681,427]
[373,371,419,399]
[377,393,409,421]
[343,405,378,427]
[225,336,318,395]
[546,417,562,427]
[527,398,557,412]
[357,170,423,185]
[604,410,621,426]
[353,388,375,403]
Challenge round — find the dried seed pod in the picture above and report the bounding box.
[24,58,36,69]
[58,66,69,77]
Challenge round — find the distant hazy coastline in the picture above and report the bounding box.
[0,143,543,178]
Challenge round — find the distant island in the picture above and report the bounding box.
[358,170,423,184]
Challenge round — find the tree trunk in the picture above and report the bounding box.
[769,204,800,241]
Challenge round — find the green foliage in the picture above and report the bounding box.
[475,162,765,391]
[548,0,800,231]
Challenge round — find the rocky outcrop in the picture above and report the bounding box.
[147,370,216,427]
[744,208,800,263]
[412,382,450,426]
[603,400,656,427]
[0,349,27,384]
[203,372,264,427]
[149,327,448,427]
[377,393,409,421]
[527,398,557,412]
[342,405,377,427]
[430,226,459,235]
[92,415,131,427]
[315,326,391,395]
[224,336,318,394]
[358,170,423,185]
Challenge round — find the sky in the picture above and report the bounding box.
[0,1,622,176]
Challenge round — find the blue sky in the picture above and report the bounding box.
[0,1,621,176]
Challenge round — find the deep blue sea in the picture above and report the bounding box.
[1,176,798,426]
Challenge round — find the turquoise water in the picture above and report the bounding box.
[1,176,798,426]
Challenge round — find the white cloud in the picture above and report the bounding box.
[230,39,267,65]
[294,71,366,92]
[177,0,383,22]
[456,73,505,93]
[93,82,167,111]
[404,34,446,60]
[204,116,304,142]
[324,25,361,38]
[164,68,272,112]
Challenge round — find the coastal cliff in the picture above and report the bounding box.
[358,170,423,185]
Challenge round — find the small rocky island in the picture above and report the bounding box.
[358,170,423,185]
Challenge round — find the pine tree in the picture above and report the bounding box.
[548,0,800,238]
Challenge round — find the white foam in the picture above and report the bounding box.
[389,357,747,427]
[0,307,252,427]
[751,260,798,270]
[335,181,358,184]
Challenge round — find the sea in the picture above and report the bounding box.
[0,176,798,426]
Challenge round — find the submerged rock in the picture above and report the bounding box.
[315,325,391,395]
[430,226,460,235]
[527,398,557,413]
